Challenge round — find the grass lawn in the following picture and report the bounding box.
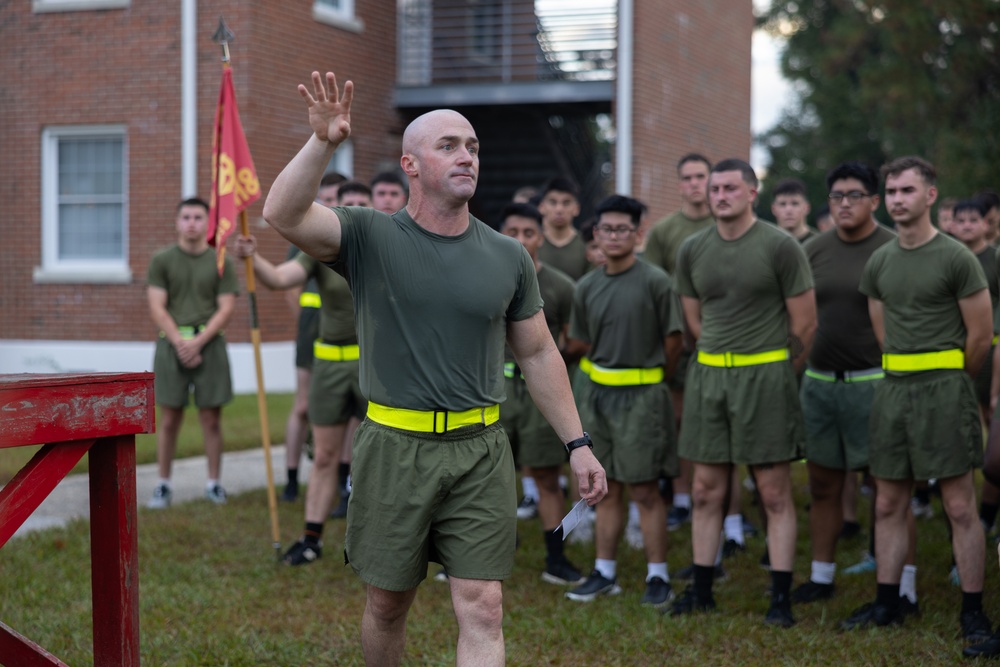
[0,392,294,485]
[3,464,999,666]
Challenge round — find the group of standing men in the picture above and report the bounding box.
[143,65,1000,663]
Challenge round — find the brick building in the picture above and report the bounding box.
[0,0,750,391]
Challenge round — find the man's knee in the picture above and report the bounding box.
[628,481,662,507]
[366,586,416,625]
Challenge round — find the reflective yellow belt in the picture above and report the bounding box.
[503,362,524,380]
[313,341,360,362]
[366,401,500,434]
[804,367,884,383]
[881,349,964,372]
[588,363,664,386]
[578,357,593,376]
[300,292,321,308]
[160,324,206,341]
[697,348,789,368]
[993,335,999,346]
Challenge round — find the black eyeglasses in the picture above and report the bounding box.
[828,191,872,204]
[595,225,636,238]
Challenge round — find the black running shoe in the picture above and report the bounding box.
[962,610,994,643]
[641,577,674,609]
[668,585,716,616]
[764,593,795,628]
[282,539,322,566]
[840,601,903,630]
[790,580,834,604]
[541,558,583,586]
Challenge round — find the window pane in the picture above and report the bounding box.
[58,203,123,259]
[58,137,124,196]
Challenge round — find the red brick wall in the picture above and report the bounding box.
[629,0,753,221]
[0,0,402,344]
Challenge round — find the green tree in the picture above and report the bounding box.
[756,0,1000,219]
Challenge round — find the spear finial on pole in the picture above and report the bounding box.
[212,16,235,64]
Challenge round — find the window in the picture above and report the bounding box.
[36,125,130,283]
[33,0,129,13]
[327,140,355,179]
[313,0,364,32]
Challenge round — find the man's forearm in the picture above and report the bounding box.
[965,331,992,378]
[263,134,339,233]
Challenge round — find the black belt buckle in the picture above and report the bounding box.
[433,410,448,434]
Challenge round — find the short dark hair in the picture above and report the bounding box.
[826,161,879,195]
[512,185,539,203]
[499,202,543,228]
[336,180,372,202]
[371,171,408,192]
[177,197,209,214]
[814,203,831,221]
[677,153,711,174]
[772,178,808,199]
[320,172,347,188]
[975,190,1000,213]
[580,218,598,243]
[954,199,988,218]
[711,158,758,189]
[881,156,936,186]
[595,194,643,225]
[540,176,579,200]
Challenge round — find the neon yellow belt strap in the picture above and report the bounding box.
[578,357,594,376]
[882,349,964,372]
[804,367,884,383]
[160,324,206,341]
[313,341,360,362]
[366,401,500,434]
[588,363,664,386]
[697,348,789,368]
[503,362,524,380]
[300,292,321,308]
[994,335,999,346]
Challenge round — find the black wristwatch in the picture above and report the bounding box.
[564,432,593,455]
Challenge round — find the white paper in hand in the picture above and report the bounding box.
[558,498,590,541]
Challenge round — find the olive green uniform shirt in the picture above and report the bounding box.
[643,210,715,275]
[335,207,542,411]
[147,245,239,327]
[505,263,575,363]
[538,233,590,281]
[296,252,357,345]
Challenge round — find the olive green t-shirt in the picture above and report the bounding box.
[643,210,715,275]
[296,252,356,345]
[974,245,999,312]
[505,263,575,363]
[796,227,818,244]
[804,225,896,371]
[859,232,988,359]
[335,207,543,411]
[538,233,590,281]
[147,245,239,327]
[675,221,813,354]
[569,259,683,368]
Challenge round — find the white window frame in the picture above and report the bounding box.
[327,140,355,179]
[313,0,364,33]
[33,0,129,13]
[35,125,131,284]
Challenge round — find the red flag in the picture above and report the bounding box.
[208,65,261,275]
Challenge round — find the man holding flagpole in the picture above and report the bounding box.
[263,71,607,666]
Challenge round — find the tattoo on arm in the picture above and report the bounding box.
[788,334,805,361]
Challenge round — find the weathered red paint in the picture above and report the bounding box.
[0,372,153,667]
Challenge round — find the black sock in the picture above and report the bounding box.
[771,570,792,598]
[338,462,351,491]
[287,467,299,487]
[876,583,900,610]
[981,503,999,529]
[693,564,715,597]
[303,522,324,545]
[963,591,984,615]
[544,529,563,563]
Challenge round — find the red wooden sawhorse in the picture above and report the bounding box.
[0,372,155,667]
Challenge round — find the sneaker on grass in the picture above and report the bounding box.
[764,593,795,628]
[790,580,834,604]
[840,601,903,630]
[641,577,674,609]
[516,496,538,520]
[666,505,691,531]
[961,609,994,643]
[668,585,716,616]
[843,552,876,575]
[147,483,172,510]
[204,483,227,505]
[565,570,621,602]
[282,539,322,566]
[674,564,727,582]
[541,558,583,585]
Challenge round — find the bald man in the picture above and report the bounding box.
[262,71,608,667]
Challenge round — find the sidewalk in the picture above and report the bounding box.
[12,445,311,539]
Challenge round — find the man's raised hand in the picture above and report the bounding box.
[298,71,354,146]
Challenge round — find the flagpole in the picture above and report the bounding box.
[213,17,282,561]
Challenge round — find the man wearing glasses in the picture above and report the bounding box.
[792,162,902,607]
[564,194,683,609]
[670,159,816,627]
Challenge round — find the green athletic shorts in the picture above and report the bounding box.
[307,357,365,426]
[294,309,320,369]
[800,372,878,471]
[345,420,516,591]
[500,377,565,469]
[576,379,676,483]
[869,370,983,481]
[153,336,233,409]
[680,360,803,465]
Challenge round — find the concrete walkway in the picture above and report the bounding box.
[11,445,311,538]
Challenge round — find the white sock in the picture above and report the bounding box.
[628,501,641,525]
[647,562,669,582]
[673,493,692,510]
[158,478,172,489]
[559,474,568,491]
[206,479,219,489]
[900,565,917,603]
[521,476,539,501]
[595,558,617,580]
[811,560,836,585]
[723,514,744,544]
